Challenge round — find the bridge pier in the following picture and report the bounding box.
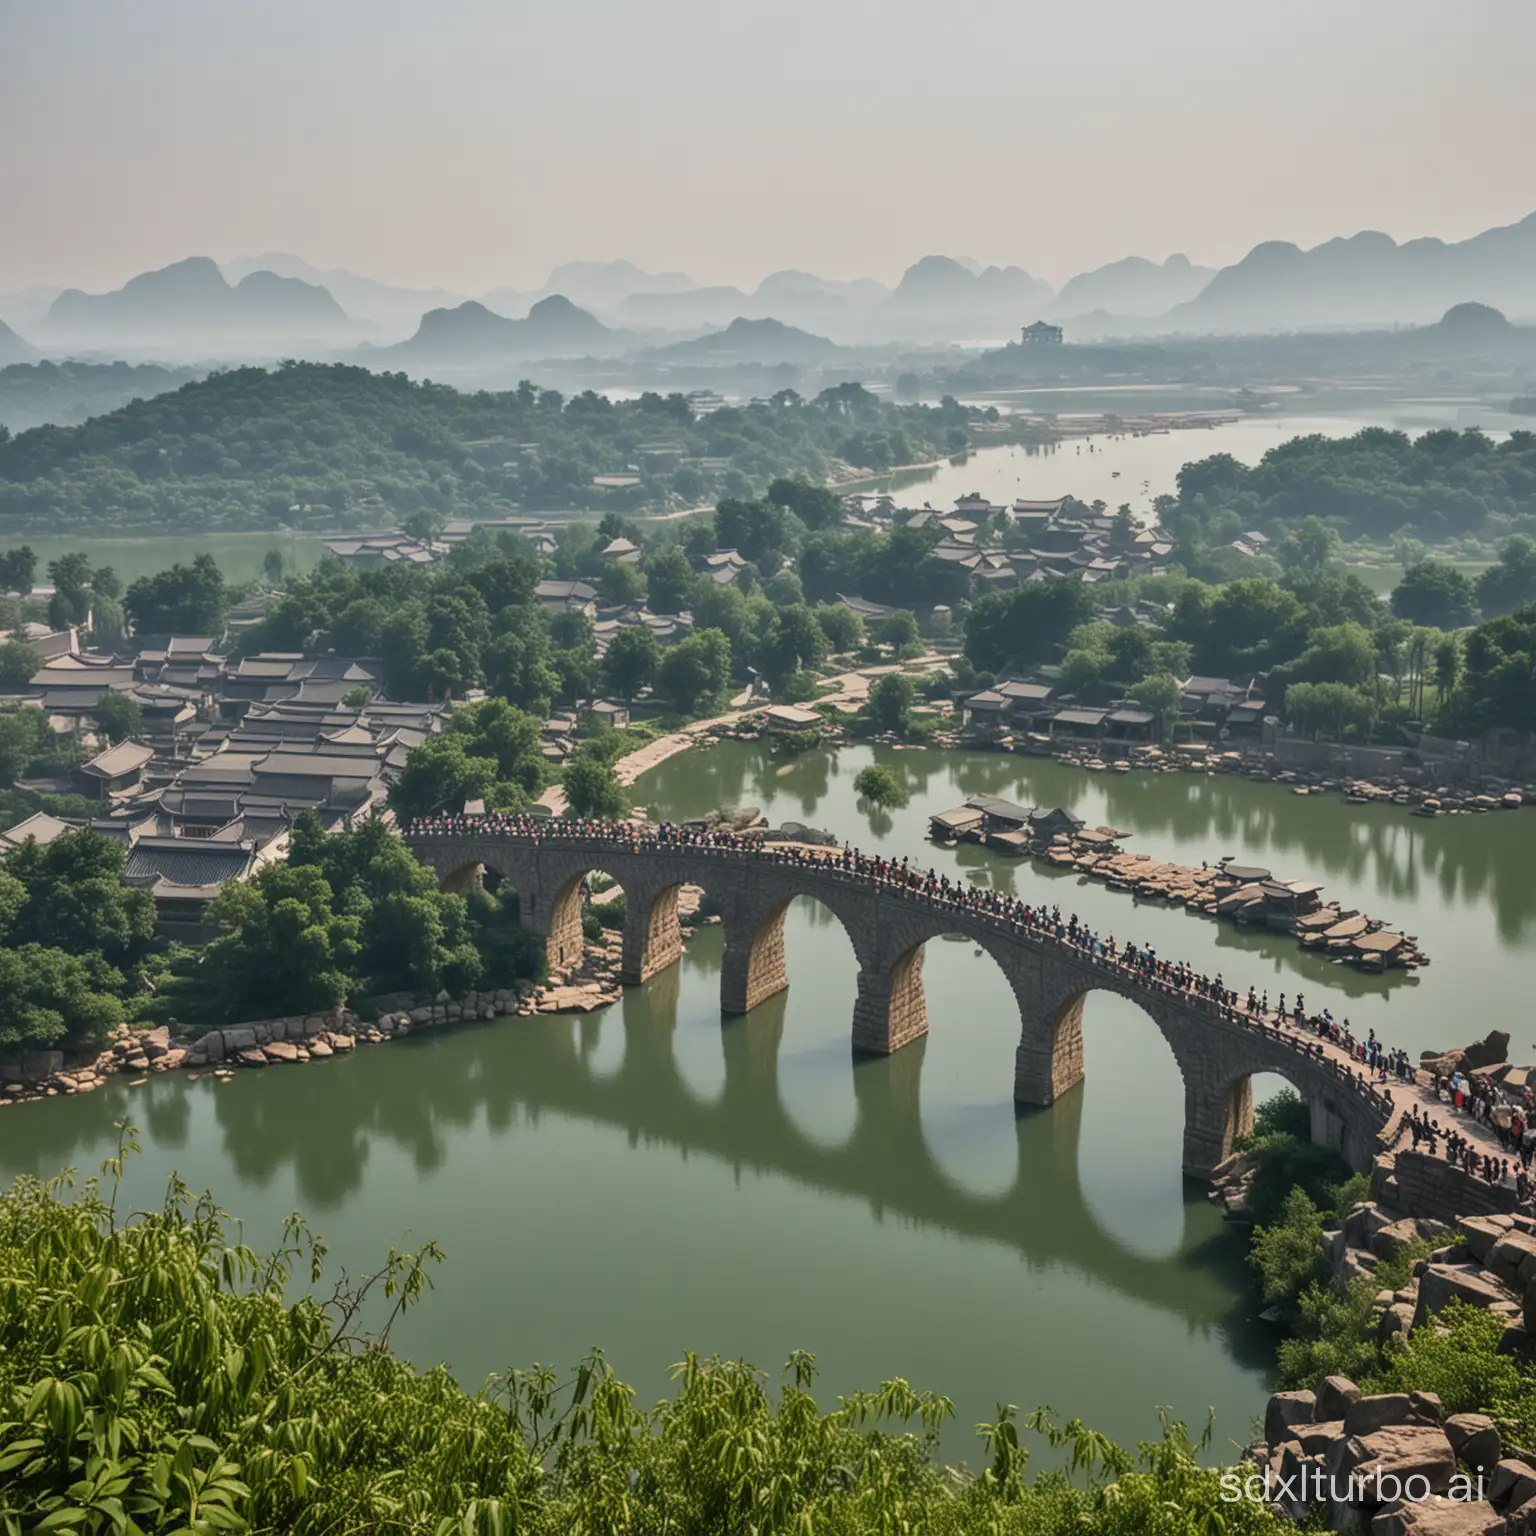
[1013,990,1086,1106]
[1180,1074,1254,1177]
[621,884,683,984]
[543,874,587,972]
[720,900,790,1015]
[851,946,929,1055]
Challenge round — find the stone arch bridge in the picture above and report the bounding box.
[404,827,1394,1177]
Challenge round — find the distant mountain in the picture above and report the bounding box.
[0,319,39,366]
[646,316,839,363]
[384,294,616,362]
[616,285,753,329]
[482,260,698,320]
[1049,254,1213,319]
[42,257,349,345]
[753,270,889,307]
[541,259,695,311]
[224,252,462,333]
[883,256,1054,337]
[1169,212,1536,331]
[0,285,64,333]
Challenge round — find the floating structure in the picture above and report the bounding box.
[927,798,1428,971]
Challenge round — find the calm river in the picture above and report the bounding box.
[2,743,1532,1461]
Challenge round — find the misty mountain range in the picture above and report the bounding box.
[39,256,347,346]
[4,209,1536,363]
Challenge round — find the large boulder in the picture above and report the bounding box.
[1491,1459,1536,1510]
[1265,1390,1317,1445]
[1444,1413,1501,1474]
[1371,1500,1511,1533]
[1345,1396,1417,1437]
[1487,1234,1536,1290]
[221,1027,257,1054]
[1373,1219,1430,1262]
[1459,1215,1516,1264]
[1464,1031,1512,1071]
[1350,1424,1457,1500]
[1319,1377,1365,1422]
[1295,1419,1348,1457]
[19,1051,63,1083]
[1415,1266,1517,1331]
[1347,1203,1395,1249]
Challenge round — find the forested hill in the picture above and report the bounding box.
[1170,426,1536,553]
[0,363,970,536]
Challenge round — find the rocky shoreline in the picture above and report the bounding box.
[0,884,712,1107]
[1245,1199,1536,1532]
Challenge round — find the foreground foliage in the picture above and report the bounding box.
[0,1141,1280,1534]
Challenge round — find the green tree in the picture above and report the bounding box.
[1274,516,1341,574]
[0,640,40,689]
[876,609,922,657]
[867,672,917,734]
[2,828,156,974]
[563,746,628,819]
[715,496,789,565]
[597,558,646,607]
[1284,680,1379,741]
[124,553,226,635]
[644,545,698,614]
[853,763,909,808]
[93,690,142,744]
[0,545,36,593]
[1446,604,1536,733]
[762,605,828,692]
[1127,672,1184,741]
[1058,648,1107,701]
[1475,535,1536,618]
[89,595,126,649]
[965,580,1098,672]
[767,476,844,530]
[0,943,125,1049]
[657,628,732,714]
[1391,560,1476,630]
[1105,625,1152,681]
[263,547,285,584]
[1433,633,1462,704]
[814,604,864,652]
[601,626,660,701]
[389,736,500,819]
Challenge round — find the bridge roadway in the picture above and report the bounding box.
[404,823,1398,1176]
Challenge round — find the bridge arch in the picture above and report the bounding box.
[402,830,1393,1180]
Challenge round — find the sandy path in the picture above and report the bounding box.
[535,652,951,814]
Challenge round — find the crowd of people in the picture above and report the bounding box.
[405,812,1381,1087]
[404,810,1523,1196]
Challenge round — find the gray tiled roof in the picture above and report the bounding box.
[124,842,254,887]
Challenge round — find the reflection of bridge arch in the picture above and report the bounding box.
[405,830,1394,1176]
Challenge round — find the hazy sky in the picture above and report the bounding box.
[4,0,1534,295]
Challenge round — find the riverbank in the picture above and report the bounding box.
[0,883,718,1105]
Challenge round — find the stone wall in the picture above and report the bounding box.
[1373,1148,1521,1225]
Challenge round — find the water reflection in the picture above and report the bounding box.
[0,960,1257,1349]
[639,741,1536,1057]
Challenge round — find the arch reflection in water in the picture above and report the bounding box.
[0,915,1273,1463]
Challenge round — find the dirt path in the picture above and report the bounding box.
[536,651,950,814]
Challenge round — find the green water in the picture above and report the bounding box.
[4,742,1532,1460]
[17,532,329,586]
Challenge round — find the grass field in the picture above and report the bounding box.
[12,532,332,586]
